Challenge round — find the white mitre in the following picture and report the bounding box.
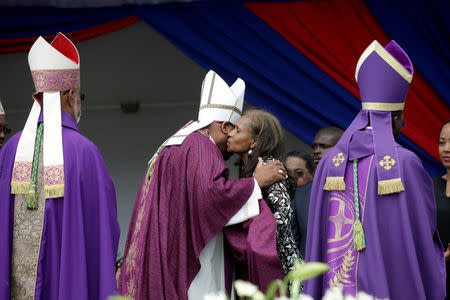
[11,33,80,200]
[0,100,4,115]
[165,70,245,146]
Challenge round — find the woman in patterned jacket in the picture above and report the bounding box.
[227,109,302,273]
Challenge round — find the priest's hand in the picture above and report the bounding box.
[445,243,450,262]
[254,157,286,188]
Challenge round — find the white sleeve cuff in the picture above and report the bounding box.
[226,179,261,226]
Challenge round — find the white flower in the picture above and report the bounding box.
[296,294,314,300]
[234,280,259,297]
[252,291,265,300]
[274,297,290,300]
[355,291,373,300]
[343,294,356,300]
[203,290,228,300]
[322,287,344,300]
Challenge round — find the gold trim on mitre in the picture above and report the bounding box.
[31,69,80,92]
[355,40,412,84]
[199,104,242,115]
[361,102,405,111]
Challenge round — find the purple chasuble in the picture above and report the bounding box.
[118,132,255,300]
[304,130,446,299]
[0,110,120,300]
[223,200,285,292]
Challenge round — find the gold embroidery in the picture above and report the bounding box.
[124,172,153,298]
[355,40,412,84]
[199,103,242,115]
[31,69,80,92]
[361,102,405,111]
[11,139,46,300]
[328,200,354,239]
[329,249,355,287]
[207,72,216,104]
[332,153,345,167]
[379,155,396,170]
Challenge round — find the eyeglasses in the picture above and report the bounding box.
[293,169,310,179]
[0,127,11,135]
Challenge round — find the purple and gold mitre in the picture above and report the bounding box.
[28,33,80,92]
[323,40,413,196]
[355,40,413,111]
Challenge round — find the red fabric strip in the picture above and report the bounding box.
[0,15,139,54]
[247,0,447,161]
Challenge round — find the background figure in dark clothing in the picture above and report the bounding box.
[291,127,343,258]
[434,119,450,296]
[286,151,314,187]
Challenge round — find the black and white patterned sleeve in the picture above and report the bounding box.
[263,158,303,275]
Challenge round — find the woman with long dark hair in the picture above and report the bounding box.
[434,119,450,295]
[227,109,301,273]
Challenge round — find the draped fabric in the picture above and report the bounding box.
[0,0,448,176]
[134,1,448,176]
[1,0,194,7]
[0,7,137,53]
[246,0,448,172]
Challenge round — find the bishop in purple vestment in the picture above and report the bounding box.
[304,40,446,299]
[0,34,120,300]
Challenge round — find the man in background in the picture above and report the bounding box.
[291,128,343,258]
[312,127,344,168]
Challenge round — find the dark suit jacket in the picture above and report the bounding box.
[290,181,312,259]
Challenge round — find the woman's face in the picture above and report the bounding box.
[227,115,257,154]
[439,123,450,170]
[285,156,313,187]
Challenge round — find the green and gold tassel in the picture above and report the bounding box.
[26,123,43,210]
[353,159,366,251]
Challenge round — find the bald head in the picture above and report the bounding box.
[312,127,344,167]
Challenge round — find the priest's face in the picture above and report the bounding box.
[439,122,450,170]
[73,88,82,124]
[0,115,9,149]
[227,115,257,157]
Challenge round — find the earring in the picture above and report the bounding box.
[248,148,253,155]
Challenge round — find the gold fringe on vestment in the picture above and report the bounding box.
[11,182,30,194]
[323,177,346,191]
[45,184,64,199]
[377,178,404,195]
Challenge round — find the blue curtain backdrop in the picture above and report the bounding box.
[364,0,449,106]
[132,2,447,176]
[0,0,448,175]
